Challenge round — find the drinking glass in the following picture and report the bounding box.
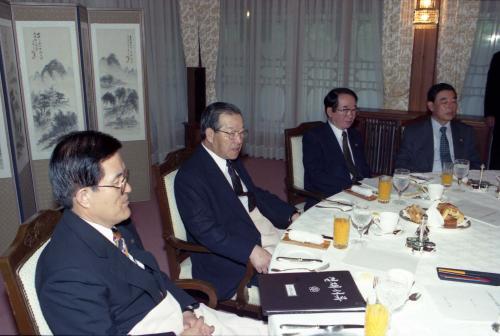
[365,303,389,336]
[377,175,392,203]
[351,204,372,244]
[375,277,409,331]
[392,168,410,205]
[333,213,351,249]
[441,162,454,187]
[453,159,470,192]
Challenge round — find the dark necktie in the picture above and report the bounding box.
[226,160,256,211]
[342,131,360,182]
[439,126,452,168]
[112,227,129,257]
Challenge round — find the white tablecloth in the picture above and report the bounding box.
[269,172,500,336]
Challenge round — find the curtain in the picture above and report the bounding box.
[216,0,384,160]
[436,0,480,108]
[13,0,188,162]
[460,0,500,116]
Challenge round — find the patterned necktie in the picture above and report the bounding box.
[112,227,129,257]
[226,160,256,211]
[439,126,452,168]
[342,131,360,182]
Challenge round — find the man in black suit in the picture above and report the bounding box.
[175,102,299,300]
[485,51,500,169]
[36,130,266,335]
[302,88,371,209]
[396,83,481,172]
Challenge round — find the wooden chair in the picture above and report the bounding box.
[0,209,62,335]
[152,148,261,319]
[284,121,325,206]
[0,208,219,336]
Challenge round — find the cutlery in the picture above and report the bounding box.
[322,199,354,206]
[409,174,433,181]
[276,256,323,263]
[492,322,500,333]
[280,323,364,331]
[314,204,352,212]
[271,262,330,272]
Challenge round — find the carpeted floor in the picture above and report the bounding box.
[0,157,287,334]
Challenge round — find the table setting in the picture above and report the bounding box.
[268,168,500,336]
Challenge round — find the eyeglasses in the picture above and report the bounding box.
[215,129,249,140]
[336,108,359,115]
[96,169,129,195]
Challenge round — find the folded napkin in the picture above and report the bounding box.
[351,185,373,197]
[426,201,444,227]
[287,230,324,245]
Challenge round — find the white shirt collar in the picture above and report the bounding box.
[202,142,228,172]
[82,217,114,244]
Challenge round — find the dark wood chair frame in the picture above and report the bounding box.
[152,147,261,319]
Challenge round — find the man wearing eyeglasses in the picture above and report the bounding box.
[302,88,371,210]
[395,83,481,172]
[175,102,299,301]
[36,131,267,335]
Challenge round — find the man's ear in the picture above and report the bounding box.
[205,128,215,144]
[326,107,335,119]
[74,187,91,209]
[427,101,435,112]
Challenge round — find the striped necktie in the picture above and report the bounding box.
[112,227,129,257]
[439,126,452,168]
[342,131,360,182]
[226,160,256,211]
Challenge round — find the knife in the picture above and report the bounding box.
[276,256,323,263]
[280,323,364,330]
[322,199,354,206]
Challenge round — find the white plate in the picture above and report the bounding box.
[370,222,404,236]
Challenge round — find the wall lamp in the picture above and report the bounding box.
[414,0,439,28]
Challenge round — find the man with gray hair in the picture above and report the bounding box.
[175,102,299,301]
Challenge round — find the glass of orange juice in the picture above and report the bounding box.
[333,213,350,249]
[377,175,392,203]
[441,162,453,187]
[365,303,389,336]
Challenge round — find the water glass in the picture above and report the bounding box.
[351,205,372,244]
[453,159,470,192]
[393,168,410,205]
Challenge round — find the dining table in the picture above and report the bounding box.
[268,170,500,336]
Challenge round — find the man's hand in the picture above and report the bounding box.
[291,212,300,222]
[249,245,271,273]
[486,116,495,128]
[181,311,214,336]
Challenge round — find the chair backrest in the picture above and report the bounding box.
[153,147,196,279]
[0,209,62,335]
[284,121,323,204]
[362,118,401,176]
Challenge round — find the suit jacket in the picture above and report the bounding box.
[175,145,296,300]
[485,51,500,168]
[395,118,481,172]
[302,122,371,209]
[36,210,196,335]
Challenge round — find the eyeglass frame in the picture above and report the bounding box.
[96,169,129,195]
[215,129,249,140]
[336,108,359,115]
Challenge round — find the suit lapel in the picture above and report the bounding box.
[450,121,465,159]
[63,211,164,302]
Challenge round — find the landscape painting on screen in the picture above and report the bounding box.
[91,23,145,141]
[16,21,85,160]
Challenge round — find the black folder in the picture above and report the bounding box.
[258,270,366,316]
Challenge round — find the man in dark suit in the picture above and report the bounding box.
[175,102,299,301]
[396,83,481,172]
[485,51,500,169]
[36,131,266,335]
[302,88,371,209]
